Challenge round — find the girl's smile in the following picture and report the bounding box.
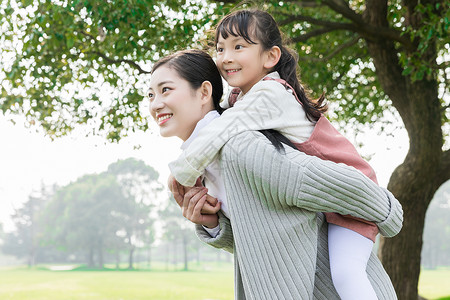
[216,35,272,94]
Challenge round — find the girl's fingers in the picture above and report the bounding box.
[201,196,221,214]
[183,187,207,216]
[195,177,204,187]
[205,194,218,206]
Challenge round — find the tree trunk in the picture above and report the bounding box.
[115,250,120,269]
[128,246,135,270]
[183,234,188,271]
[98,238,104,269]
[362,1,448,298]
[88,246,94,268]
[147,246,152,270]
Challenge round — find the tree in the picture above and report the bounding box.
[1,185,53,266]
[160,197,196,271]
[106,158,162,269]
[1,0,449,298]
[43,173,127,268]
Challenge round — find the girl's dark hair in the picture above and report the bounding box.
[259,129,296,153]
[215,9,327,121]
[151,49,224,114]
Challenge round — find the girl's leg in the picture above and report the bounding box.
[328,224,378,300]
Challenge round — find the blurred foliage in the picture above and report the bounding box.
[422,180,450,269]
[1,158,163,268]
[0,0,448,141]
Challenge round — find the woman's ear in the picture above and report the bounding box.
[199,81,213,105]
[264,46,281,70]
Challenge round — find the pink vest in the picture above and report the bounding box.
[230,78,379,241]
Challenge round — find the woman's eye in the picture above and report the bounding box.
[148,92,154,101]
[162,87,170,93]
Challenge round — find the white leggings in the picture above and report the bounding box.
[328,224,378,300]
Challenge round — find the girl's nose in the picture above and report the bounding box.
[223,51,233,63]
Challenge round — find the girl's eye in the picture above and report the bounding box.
[235,45,243,50]
[216,47,224,53]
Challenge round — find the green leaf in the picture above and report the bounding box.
[66,36,74,48]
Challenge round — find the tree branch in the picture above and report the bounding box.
[278,12,355,30]
[297,35,361,62]
[291,1,322,8]
[290,27,342,43]
[321,0,365,25]
[278,2,415,51]
[437,60,450,69]
[87,51,151,74]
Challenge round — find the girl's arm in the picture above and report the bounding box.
[169,81,311,186]
[221,131,403,237]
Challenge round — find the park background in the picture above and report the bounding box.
[0,0,449,299]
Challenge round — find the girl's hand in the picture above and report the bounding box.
[169,175,221,214]
[181,187,219,228]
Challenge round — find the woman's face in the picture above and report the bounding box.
[148,65,206,141]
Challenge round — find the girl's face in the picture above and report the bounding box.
[216,34,272,94]
[149,65,207,141]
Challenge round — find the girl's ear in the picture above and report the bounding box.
[199,81,213,105]
[264,46,281,69]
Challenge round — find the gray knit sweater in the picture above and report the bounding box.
[195,131,402,300]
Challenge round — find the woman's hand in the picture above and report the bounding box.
[180,187,220,228]
[168,175,221,214]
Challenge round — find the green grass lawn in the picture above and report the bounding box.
[0,264,234,300]
[0,264,448,299]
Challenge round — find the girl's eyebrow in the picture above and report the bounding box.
[217,36,245,44]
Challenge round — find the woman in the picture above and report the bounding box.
[148,49,402,299]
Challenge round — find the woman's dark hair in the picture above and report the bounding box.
[215,9,327,121]
[151,49,224,114]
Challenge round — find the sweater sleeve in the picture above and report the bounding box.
[169,81,311,186]
[221,131,403,237]
[195,211,234,253]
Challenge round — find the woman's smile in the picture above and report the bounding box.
[157,113,173,125]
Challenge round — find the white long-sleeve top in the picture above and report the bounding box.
[169,72,315,187]
[181,110,230,221]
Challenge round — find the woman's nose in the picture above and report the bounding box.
[150,95,164,114]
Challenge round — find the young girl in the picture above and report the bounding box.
[168,9,392,299]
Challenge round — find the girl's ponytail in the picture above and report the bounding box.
[276,46,327,121]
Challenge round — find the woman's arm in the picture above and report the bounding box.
[220,131,403,237]
[195,211,234,254]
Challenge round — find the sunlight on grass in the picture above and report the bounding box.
[418,268,450,300]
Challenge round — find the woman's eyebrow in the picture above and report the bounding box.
[149,80,175,90]
[156,80,174,87]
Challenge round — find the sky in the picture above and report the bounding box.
[0,114,409,232]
